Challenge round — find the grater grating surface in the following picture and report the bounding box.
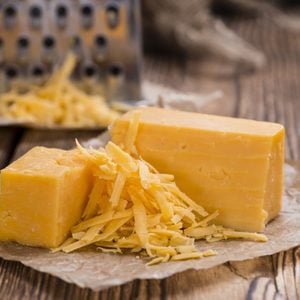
[0,0,142,103]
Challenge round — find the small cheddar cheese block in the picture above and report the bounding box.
[0,147,92,248]
[111,107,285,232]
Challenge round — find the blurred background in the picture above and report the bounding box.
[142,0,300,161]
[143,0,300,71]
[0,0,299,158]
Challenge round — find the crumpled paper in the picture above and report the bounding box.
[0,80,221,129]
[141,81,222,111]
[0,161,299,291]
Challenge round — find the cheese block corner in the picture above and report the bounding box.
[0,146,93,248]
[111,107,285,232]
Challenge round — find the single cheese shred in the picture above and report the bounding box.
[53,111,268,265]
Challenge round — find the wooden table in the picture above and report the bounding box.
[0,16,299,300]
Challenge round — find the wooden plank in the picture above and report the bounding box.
[233,17,300,300]
[233,17,300,160]
[0,128,23,168]
[0,259,101,300]
[12,129,103,160]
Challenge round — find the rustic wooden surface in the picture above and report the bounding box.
[0,15,300,300]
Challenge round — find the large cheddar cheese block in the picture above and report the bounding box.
[0,147,92,248]
[111,107,285,232]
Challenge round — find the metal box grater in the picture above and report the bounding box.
[0,0,142,103]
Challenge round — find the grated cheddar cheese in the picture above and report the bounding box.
[53,111,267,265]
[0,54,119,128]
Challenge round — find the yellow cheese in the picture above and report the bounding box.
[111,107,285,232]
[53,140,266,265]
[0,114,268,264]
[0,147,92,248]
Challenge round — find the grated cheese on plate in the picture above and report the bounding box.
[0,53,119,128]
[52,110,267,265]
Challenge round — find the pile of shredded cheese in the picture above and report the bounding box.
[0,54,119,128]
[53,111,267,265]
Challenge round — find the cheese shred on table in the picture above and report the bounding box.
[53,111,268,265]
[0,54,119,127]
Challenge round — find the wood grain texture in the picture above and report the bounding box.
[0,14,300,300]
[0,128,23,169]
[11,129,103,160]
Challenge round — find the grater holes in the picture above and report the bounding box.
[0,0,141,102]
[80,4,94,29]
[109,64,123,77]
[81,4,94,17]
[31,65,44,77]
[106,4,119,29]
[29,5,42,18]
[5,66,18,78]
[71,36,81,48]
[4,5,17,17]
[93,35,107,63]
[84,65,96,77]
[56,5,68,17]
[94,35,107,48]
[43,36,56,49]
[17,36,30,48]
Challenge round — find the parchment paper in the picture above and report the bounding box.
[0,161,299,291]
